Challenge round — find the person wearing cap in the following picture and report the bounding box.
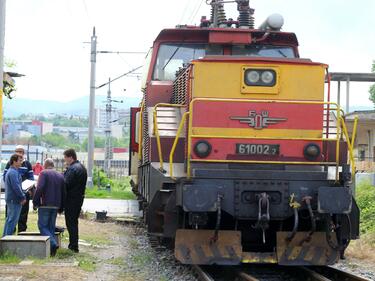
[32,160,44,176]
[3,145,34,233]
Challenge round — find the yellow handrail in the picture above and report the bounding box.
[340,116,358,176]
[187,98,344,179]
[152,103,186,172]
[169,112,189,179]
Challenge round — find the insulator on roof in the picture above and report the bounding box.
[210,0,227,28]
[236,0,254,29]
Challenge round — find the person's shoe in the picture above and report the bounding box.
[51,246,59,257]
[68,246,79,253]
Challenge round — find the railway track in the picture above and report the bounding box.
[192,264,371,281]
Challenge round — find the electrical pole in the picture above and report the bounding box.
[87,27,97,188]
[104,78,113,175]
[0,0,6,172]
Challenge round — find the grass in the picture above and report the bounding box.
[0,251,21,264]
[85,177,136,200]
[356,180,375,233]
[79,234,113,246]
[0,210,39,236]
[131,251,153,267]
[108,257,124,266]
[75,253,97,272]
[346,180,375,261]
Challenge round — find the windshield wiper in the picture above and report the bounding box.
[162,43,184,70]
[277,49,288,58]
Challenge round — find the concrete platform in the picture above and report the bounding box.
[18,231,62,248]
[0,235,50,258]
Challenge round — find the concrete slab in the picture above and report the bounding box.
[19,260,34,265]
[18,231,62,248]
[1,235,50,258]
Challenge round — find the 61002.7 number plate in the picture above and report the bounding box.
[236,144,279,155]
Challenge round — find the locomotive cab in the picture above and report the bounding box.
[129,1,359,266]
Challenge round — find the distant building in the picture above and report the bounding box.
[3,120,53,138]
[346,110,375,172]
[95,107,130,129]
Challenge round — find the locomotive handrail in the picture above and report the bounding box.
[339,115,358,176]
[169,111,190,179]
[138,99,145,161]
[153,103,186,172]
[187,98,345,179]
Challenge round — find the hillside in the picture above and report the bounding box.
[3,95,141,117]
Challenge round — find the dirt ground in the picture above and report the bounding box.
[2,212,375,281]
[0,213,168,281]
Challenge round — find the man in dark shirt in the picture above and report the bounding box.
[63,148,87,253]
[3,145,34,232]
[33,158,65,256]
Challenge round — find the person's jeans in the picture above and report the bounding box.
[3,202,22,237]
[38,208,58,249]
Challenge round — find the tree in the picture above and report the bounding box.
[370,60,375,107]
[2,59,17,99]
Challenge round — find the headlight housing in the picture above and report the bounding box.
[303,143,321,161]
[244,69,276,87]
[194,140,212,158]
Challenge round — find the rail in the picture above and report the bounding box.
[192,265,371,281]
[340,115,359,175]
[169,111,189,179]
[151,99,358,181]
[138,99,145,161]
[186,98,357,180]
[152,103,186,172]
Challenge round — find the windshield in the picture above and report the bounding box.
[232,45,295,58]
[153,43,223,81]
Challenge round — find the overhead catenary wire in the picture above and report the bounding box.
[188,0,205,24]
[96,65,143,89]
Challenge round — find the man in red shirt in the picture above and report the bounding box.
[32,161,44,176]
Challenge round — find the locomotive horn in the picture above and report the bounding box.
[259,13,284,31]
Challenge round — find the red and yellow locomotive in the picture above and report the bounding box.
[129,0,359,266]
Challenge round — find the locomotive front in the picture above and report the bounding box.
[129,0,359,266]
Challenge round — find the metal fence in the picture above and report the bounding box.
[355,158,375,173]
[94,160,129,178]
[50,159,129,180]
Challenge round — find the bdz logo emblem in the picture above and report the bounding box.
[230,110,287,129]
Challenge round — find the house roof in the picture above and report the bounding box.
[345,110,375,121]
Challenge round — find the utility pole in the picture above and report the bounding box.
[0,0,6,172]
[104,78,113,175]
[87,27,97,188]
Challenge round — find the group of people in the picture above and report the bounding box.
[2,146,88,256]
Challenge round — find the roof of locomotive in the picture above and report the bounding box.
[153,27,299,46]
[192,56,327,67]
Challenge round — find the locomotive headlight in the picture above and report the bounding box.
[244,69,276,87]
[261,71,275,84]
[245,70,260,84]
[303,143,321,161]
[194,140,212,158]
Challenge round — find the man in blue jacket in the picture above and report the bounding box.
[3,154,27,236]
[3,145,34,232]
[33,158,65,256]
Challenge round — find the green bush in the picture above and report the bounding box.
[356,180,375,234]
[86,168,135,200]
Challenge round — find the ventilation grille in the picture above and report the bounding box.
[171,66,191,105]
[142,89,150,164]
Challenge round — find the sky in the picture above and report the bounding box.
[3,0,375,109]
